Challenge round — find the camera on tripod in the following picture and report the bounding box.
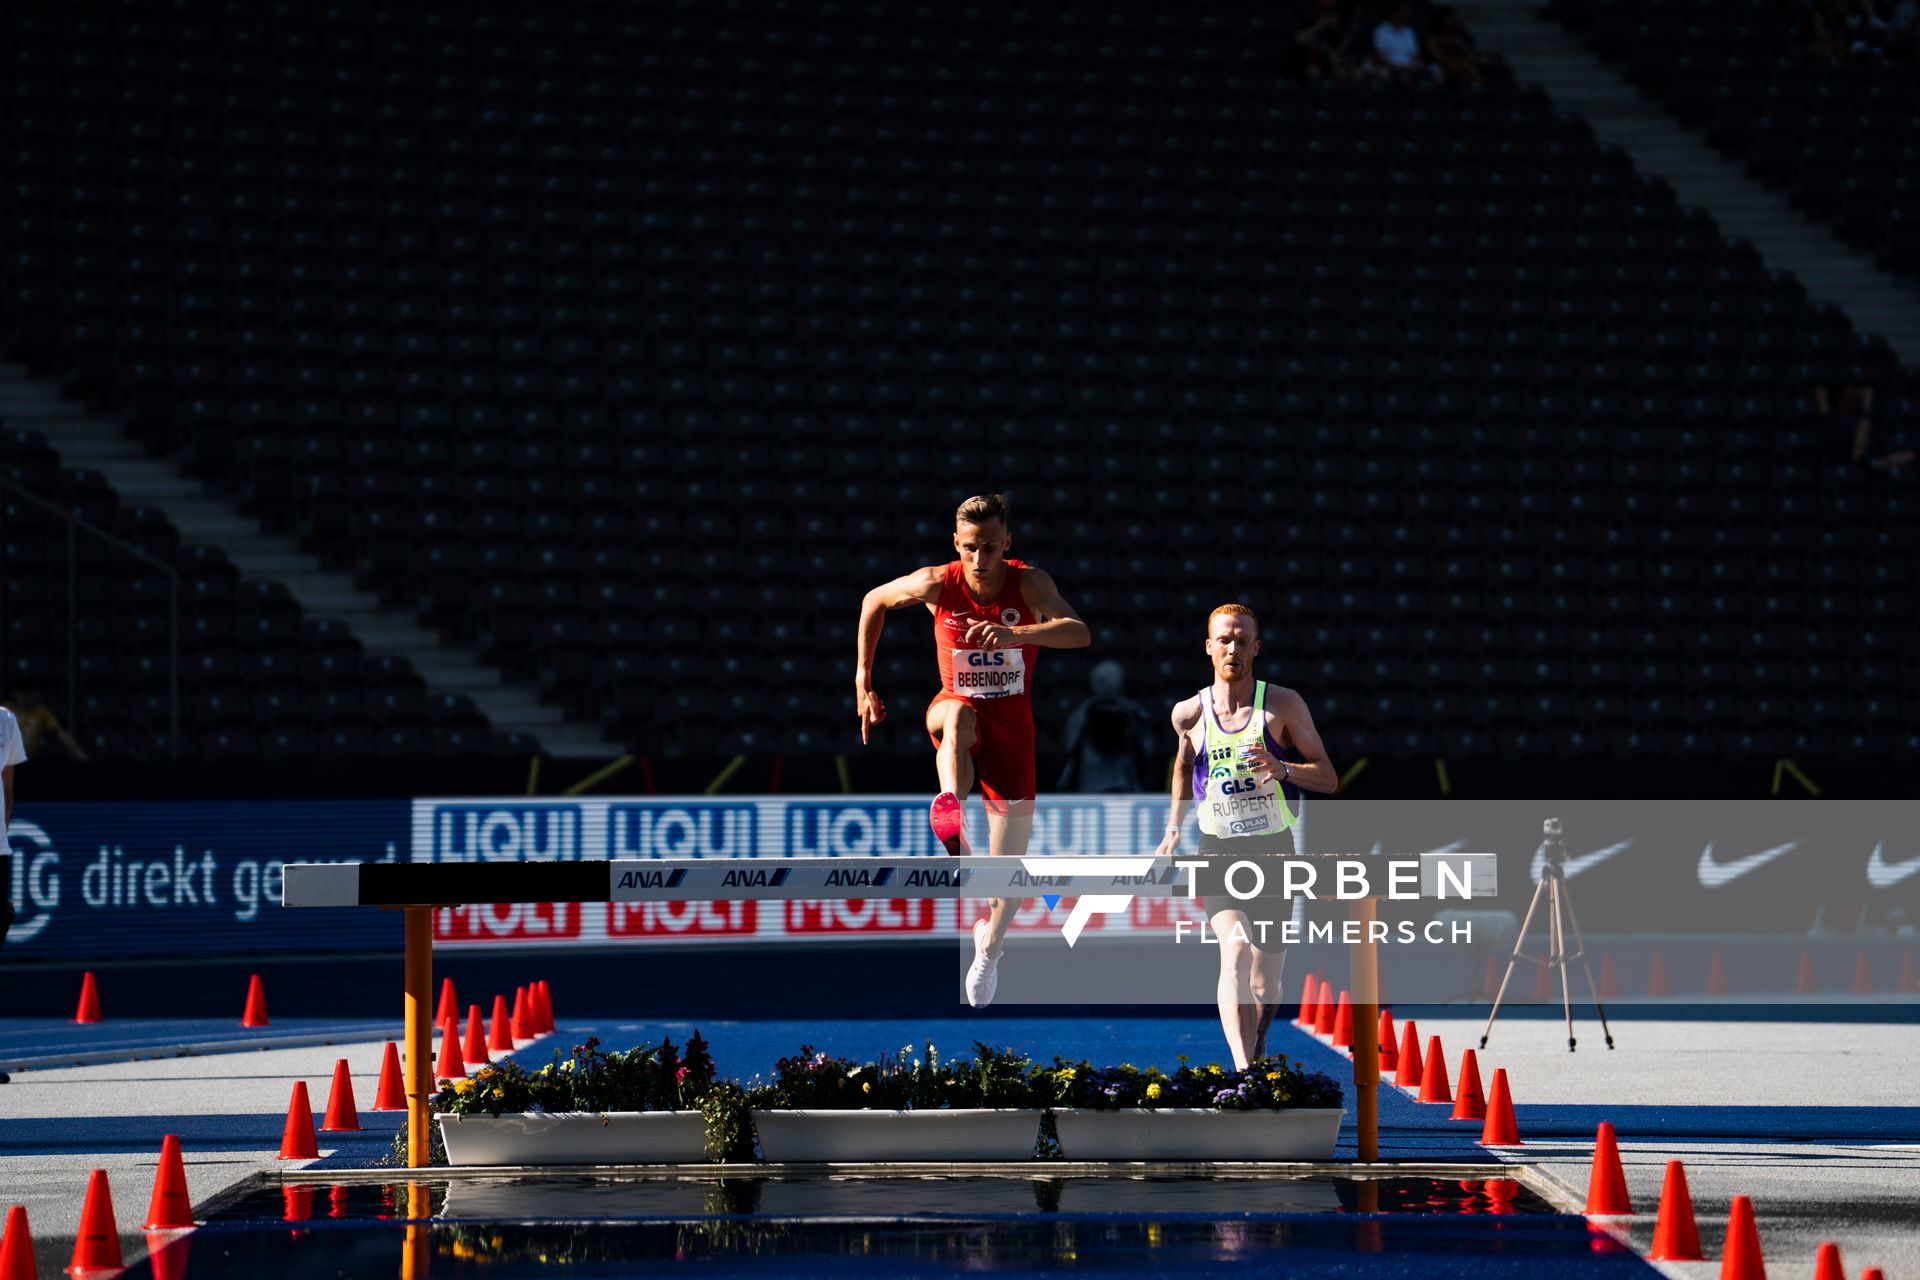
[1480,815,1615,1053]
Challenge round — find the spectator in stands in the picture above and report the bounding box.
[0,684,88,760]
[1813,382,1915,474]
[1057,661,1159,793]
[1425,7,1507,86]
[1879,0,1920,58]
[1370,1,1436,83]
[2,701,24,838]
[1288,0,1353,83]
[1806,0,1853,62]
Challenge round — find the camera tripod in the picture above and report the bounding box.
[1480,817,1615,1053]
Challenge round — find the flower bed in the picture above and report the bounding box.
[426,1036,1344,1166]
[431,1033,724,1166]
[1031,1058,1345,1161]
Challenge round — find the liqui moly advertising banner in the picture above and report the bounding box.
[8,796,1917,1004]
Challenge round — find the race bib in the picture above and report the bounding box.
[951,646,1027,699]
[1199,757,1285,839]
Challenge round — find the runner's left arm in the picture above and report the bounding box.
[965,568,1090,649]
[1246,689,1340,794]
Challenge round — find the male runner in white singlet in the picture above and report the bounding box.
[1155,604,1338,1068]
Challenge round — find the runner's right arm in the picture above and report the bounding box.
[854,565,945,744]
[1154,697,1202,857]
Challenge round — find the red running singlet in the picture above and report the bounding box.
[927,559,1039,806]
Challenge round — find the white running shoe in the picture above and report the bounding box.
[965,918,1000,1008]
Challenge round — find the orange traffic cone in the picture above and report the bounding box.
[1813,1242,1846,1280]
[1331,991,1353,1048]
[68,1170,124,1273]
[1378,1010,1398,1072]
[1479,1069,1521,1146]
[321,1059,360,1132]
[279,1082,318,1160]
[510,986,528,1041]
[1707,951,1728,997]
[240,974,270,1027]
[532,979,552,1033]
[436,1013,467,1081]
[1295,975,1317,1026]
[1648,952,1670,997]
[144,1232,191,1280]
[1796,949,1817,994]
[373,1043,406,1111]
[1417,1036,1452,1104]
[462,1006,489,1067]
[1720,1195,1765,1280]
[1600,952,1620,999]
[488,995,513,1052]
[1647,1160,1701,1260]
[72,972,103,1025]
[434,976,456,1027]
[1393,1021,1423,1088]
[1450,1049,1486,1121]
[1313,983,1336,1036]
[1899,948,1918,993]
[142,1135,193,1230]
[1860,1268,1887,1280]
[1853,951,1874,994]
[1,1204,36,1280]
[539,979,555,1031]
[1584,1121,1632,1215]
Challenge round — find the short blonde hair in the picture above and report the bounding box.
[1207,603,1258,635]
[955,493,1010,529]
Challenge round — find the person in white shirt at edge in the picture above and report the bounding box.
[2,706,25,857]
[1154,604,1339,1070]
[1372,1,1433,82]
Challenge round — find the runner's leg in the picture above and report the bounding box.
[981,796,1034,959]
[1254,812,1308,1052]
[1249,944,1288,1059]
[927,698,978,800]
[1212,907,1260,1070]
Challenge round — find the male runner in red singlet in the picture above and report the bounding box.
[854,493,1090,1007]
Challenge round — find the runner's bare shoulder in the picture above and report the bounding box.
[1170,693,1204,741]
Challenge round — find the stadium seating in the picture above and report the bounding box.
[1551,0,1920,286]
[1,1,1913,764]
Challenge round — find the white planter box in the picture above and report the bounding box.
[752,1109,1044,1162]
[437,1111,707,1166]
[1052,1108,1342,1161]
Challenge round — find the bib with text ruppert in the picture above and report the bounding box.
[1195,681,1298,839]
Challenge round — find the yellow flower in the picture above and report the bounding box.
[1266,1071,1281,1082]
[453,1079,474,1095]
[1059,1067,1077,1081]
[862,1081,871,1094]
[1207,1064,1223,1077]
[475,1066,494,1079]
[1145,1082,1163,1101]
[491,1087,504,1099]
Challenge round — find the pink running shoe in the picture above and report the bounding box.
[929,792,971,856]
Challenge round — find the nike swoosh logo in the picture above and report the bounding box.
[1531,839,1634,883]
[1697,840,1799,888]
[1867,843,1920,888]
